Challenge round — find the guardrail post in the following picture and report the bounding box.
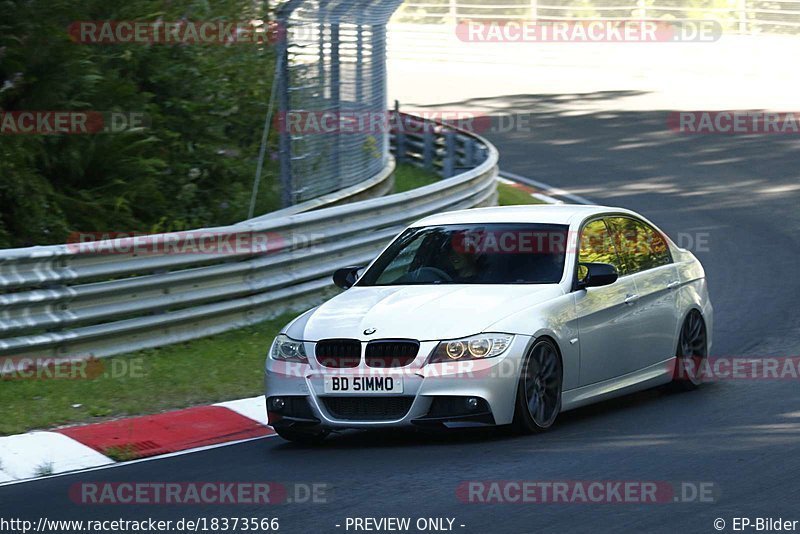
[464,137,476,168]
[738,0,749,34]
[443,130,456,178]
[392,102,406,163]
[423,127,435,171]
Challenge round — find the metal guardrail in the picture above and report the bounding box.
[391,110,491,179]
[0,112,498,367]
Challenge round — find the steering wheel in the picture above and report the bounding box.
[410,266,453,283]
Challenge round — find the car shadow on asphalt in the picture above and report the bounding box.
[270,383,718,450]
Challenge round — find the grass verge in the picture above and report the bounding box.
[393,163,545,207]
[392,163,440,192]
[497,182,546,205]
[0,313,295,436]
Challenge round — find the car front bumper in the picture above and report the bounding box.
[264,335,531,430]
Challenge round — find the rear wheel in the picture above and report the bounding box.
[513,338,563,434]
[274,426,329,445]
[672,310,708,391]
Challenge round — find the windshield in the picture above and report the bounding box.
[357,223,569,286]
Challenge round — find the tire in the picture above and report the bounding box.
[513,338,563,434]
[671,310,708,391]
[274,426,330,445]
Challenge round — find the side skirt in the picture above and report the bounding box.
[561,358,676,412]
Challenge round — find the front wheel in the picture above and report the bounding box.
[672,310,708,391]
[513,338,563,434]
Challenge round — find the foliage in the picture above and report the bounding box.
[0,0,279,248]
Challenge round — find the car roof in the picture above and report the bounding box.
[411,204,637,227]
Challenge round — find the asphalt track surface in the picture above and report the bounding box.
[3,94,800,534]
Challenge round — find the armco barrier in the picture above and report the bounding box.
[0,112,498,366]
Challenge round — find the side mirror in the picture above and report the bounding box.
[577,262,618,289]
[332,266,363,290]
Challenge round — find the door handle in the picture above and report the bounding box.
[624,294,639,305]
[667,280,680,290]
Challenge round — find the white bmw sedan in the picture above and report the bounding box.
[265,205,712,443]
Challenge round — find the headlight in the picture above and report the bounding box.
[270,334,308,363]
[429,333,514,363]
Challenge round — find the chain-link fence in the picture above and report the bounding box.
[275,0,404,207]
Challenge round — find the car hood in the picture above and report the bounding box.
[292,284,564,341]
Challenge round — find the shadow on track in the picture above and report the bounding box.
[268,383,721,450]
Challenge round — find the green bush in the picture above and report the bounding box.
[0,0,279,248]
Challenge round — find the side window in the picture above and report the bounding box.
[578,219,624,280]
[607,217,672,275]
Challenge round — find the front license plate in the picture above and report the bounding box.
[323,375,403,394]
